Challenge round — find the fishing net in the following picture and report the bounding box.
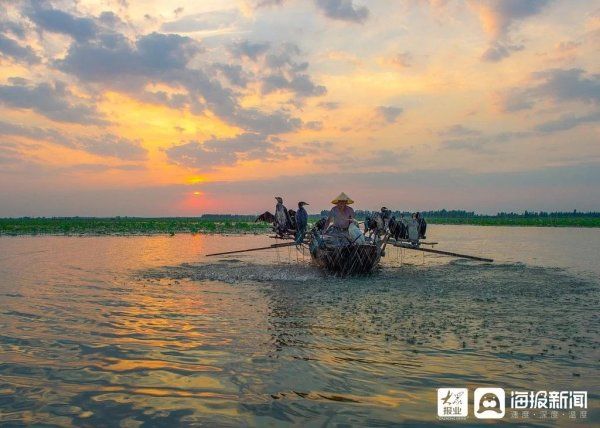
[317,244,381,276]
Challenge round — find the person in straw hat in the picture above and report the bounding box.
[322,192,355,233]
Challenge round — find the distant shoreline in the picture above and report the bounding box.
[0,216,598,236]
[426,217,600,227]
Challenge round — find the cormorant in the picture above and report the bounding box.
[274,196,291,236]
[295,201,309,244]
[415,212,427,239]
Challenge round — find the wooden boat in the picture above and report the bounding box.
[310,242,383,276]
[206,212,493,268]
[307,229,388,276]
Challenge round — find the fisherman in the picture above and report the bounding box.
[295,201,309,244]
[274,196,291,236]
[322,192,355,233]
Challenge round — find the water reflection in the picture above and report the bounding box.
[0,231,598,426]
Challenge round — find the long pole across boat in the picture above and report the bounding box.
[393,243,493,262]
[206,242,298,257]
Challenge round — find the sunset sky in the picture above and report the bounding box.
[0,0,598,216]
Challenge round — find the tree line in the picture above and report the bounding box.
[202,210,600,221]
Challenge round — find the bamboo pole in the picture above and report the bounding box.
[391,238,438,246]
[393,243,493,262]
[206,242,298,257]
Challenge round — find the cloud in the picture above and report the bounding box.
[166,133,272,170]
[530,68,600,104]
[58,30,240,119]
[438,125,482,138]
[499,68,600,112]
[0,144,145,178]
[165,131,337,170]
[481,42,523,62]
[0,120,63,142]
[97,11,127,29]
[160,9,239,33]
[468,0,552,62]
[497,89,535,112]
[58,31,313,135]
[368,149,411,167]
[318,101,340,110]
[0,16,27,39]
[25,2,99,42]
[136,32,202,71]
[262,73,326,97]
[233,42,327,98]
[441,131,531,153]
[376,106,404,123]
[0,80,107,125]
[213,63,249,87]
[59,163,146,173]
[250,0,287,8]
[305,121,323,130]
[0,142,44,173]
[75,134,147,160]
[230,40,270,61]
[388,51,412,68]
[535,112,600,133]
[57,31,203,86]
[315,0,369,23]
[264,42,303,69]
[0,34,39,64]
[138,90,190,109]
[0,120,147,160]
[468,0,552,39]
[234,109,302,134]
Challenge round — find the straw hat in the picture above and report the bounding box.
[331,192,354,204]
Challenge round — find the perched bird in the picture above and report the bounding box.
[255,211,276,223]
[295,201,309,244]
[380,206,392,231]
[416,212,427,239]
[274,196,291,236]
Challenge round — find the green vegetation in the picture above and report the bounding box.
[0,217,271,236]
[419,210,600,227]
[0,210,598,236]
[424,216,600,227]
[324,209,600,228]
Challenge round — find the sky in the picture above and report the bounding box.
[0,0,598,216]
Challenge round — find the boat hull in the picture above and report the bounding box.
[311,244,381,276]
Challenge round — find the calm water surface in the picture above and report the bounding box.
[0,225,598,426]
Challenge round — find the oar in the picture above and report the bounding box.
[206,242,298,257]
[394,243,493,262]
[391,238,438,246]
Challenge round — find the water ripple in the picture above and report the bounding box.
[0,234,598,426]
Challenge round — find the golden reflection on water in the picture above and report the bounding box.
[0,229,598,426]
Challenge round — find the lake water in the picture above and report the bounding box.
[0,225,598,426]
